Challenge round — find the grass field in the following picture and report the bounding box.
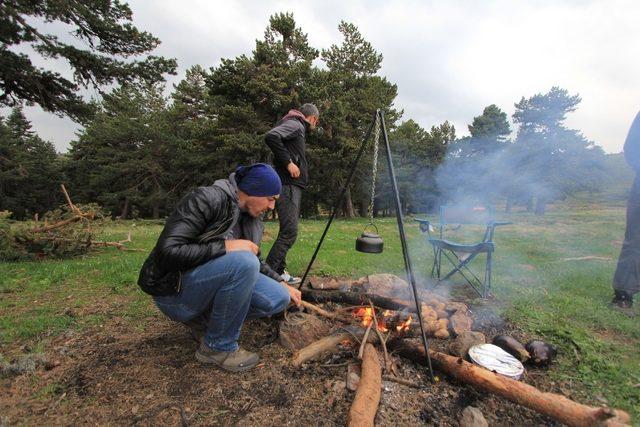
[1,202,639,421]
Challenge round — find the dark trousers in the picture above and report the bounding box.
[266,184,302,275]
[613,175,640,296]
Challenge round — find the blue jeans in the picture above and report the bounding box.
[153,251,290,352]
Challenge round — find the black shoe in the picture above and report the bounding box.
[610,291,635,316]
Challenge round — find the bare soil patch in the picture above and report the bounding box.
[1,294,567,425]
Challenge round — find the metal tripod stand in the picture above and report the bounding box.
[297,109,435,382]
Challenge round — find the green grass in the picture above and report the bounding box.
[1,204,639,420]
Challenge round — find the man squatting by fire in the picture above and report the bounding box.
[611,111,640,312]
[137,164,302,372]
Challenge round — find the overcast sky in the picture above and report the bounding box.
[17,0,640,153]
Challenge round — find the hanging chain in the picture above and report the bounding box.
[368,113,381,224]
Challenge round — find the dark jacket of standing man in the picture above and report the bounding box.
[611,111,640,312]
[265,103,319,282]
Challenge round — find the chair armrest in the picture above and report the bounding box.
[414,218,434,233]
[493,221,512,227]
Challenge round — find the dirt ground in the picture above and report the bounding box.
[0,290,570,427]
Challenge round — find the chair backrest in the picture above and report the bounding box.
[439,205,495,226]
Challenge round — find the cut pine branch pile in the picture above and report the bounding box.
[1,185,133,261]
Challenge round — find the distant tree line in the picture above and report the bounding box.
[0,6,622,220]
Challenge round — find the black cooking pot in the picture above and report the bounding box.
[356,224,383,254]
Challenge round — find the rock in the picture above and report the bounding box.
[363,274,411,299]
[445,301,469,314]
[525,340,557,366]
[434,329,450,339]
[459,406,488,427]
[492,335,530,362]
[325,380,346,407]
[0,353,47,378]
[449,331,486,358]
[346,363,361,391]
[450,312,473,336]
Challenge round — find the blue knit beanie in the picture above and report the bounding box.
[235,163,282,197]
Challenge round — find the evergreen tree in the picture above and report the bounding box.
[68,84,181,218]
[0,106,60,218]
[317,21,399,217]
[205,13,319,179]
[511,87,606,214]
[0,0,176,120]
[387,119,455,213]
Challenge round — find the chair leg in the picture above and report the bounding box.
[484,252,493,298]
[430,247,438,278]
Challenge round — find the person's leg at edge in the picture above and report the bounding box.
[612,176,640,311]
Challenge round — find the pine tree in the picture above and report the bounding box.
[0,0,176,120]
[0,106,60,218]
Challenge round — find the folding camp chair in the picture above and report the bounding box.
[415,205,510,298]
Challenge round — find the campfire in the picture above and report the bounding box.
[281,274,632,427]
[351,307,413,334]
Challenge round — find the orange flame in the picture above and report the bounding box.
[396,315,413,332]
[352,307,390,332]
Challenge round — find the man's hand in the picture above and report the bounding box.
[224,239,259,255]
[281,281,302,306]
[287,161,300,178]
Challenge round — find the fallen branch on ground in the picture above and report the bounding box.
[347,343,381,427]
[382,375,422,389]
[388,339,631,427]
[300,301,351,323]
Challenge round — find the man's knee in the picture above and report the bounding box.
[226,251,260,275]
[269,290,290,314]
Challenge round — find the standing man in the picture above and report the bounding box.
[265,103,320,285]
[611,111,640,313]
[138,164,301,372]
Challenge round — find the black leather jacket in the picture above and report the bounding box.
[137,174,282,296]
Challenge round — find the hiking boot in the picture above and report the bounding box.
[183,316,207,343]
[610,291,635,316]
[195,342,260,372]
[281,270,302,286]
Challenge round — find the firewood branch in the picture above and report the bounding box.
[388,339,631,427]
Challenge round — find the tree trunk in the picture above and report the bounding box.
[120,197,129,220]
[152,201,160,219]
[389,340,631,427]
[526,196,534,212]
[344,187,356,218]
[505,196,513,213]
[535,197,547,216]
[360,198,368,217]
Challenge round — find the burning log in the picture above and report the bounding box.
[347,343,381,427]
[301,288,417,313]
[389,340,631,427]
[292,326,376,366]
